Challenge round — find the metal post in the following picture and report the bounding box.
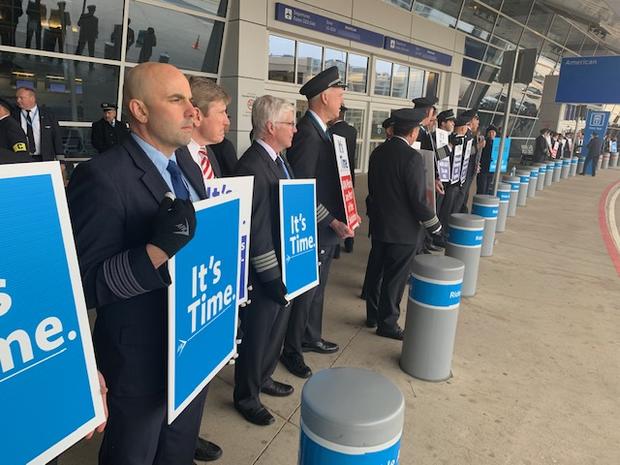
[492,52,519,196]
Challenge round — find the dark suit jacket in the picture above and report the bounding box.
[234,141,293,285]
[91,118,130,154]
[287,111,344,245]
[329,120,357,186]
[534,135,548,162]
[13,106,63,161]
[210,138,238,177]
[368,137,438,244]
[67,136,206,397]
[175,144,222,181]
[586,137,603,158]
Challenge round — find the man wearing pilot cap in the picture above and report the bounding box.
[91,102,130,154]
[366,107,442,340]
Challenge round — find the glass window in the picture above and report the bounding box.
[519,30,543,53]
[61,126,97,157]
[540,41,561,67]
[500,0,532,24]
[324,48,347,81]
[479,64,500,82]
[510,117,536,137]
[484,45,504,65]
[479,0,502,9]
[9,0,125,60]
[474,82,502,111]
[0,52,119,122]
[458,79,475,107]
[370,110,390,140]
[564,27,585,53]
[295,99,308,122]
[296,42,322,85]
[127,1,225,73]
[464,37,487,60]
[461,59,481,79]
[413,0,463,28]
[408,67,426,100]
[374,59,392,96]
[268,35,295,83]
[547,16,570,46]
[426,72,440,99]
[493,16,523,48]
[595,47,611,56]
[526,2,553,35]
[391,63,409,98]
[520,94,540,117]
[489,34,515,51]
[580,37,598,56]
[347,54,368,93]
[156,0,228,17]
[457,0,496,41]
[384,0,414,9]
[345,108,365,139]
[477,111,494,132]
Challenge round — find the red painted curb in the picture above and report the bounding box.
[598,179,620,277]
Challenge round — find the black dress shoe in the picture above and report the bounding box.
[302,339,339,354]
[376,326,404,341]
[234,404,275,426]
[365,319,377,328]
[432,236,447,249]
[280,352,312,378]
[195,437,223,462]
[261,378,294,397]
[421,248,432,254]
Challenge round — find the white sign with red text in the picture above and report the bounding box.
[333,134,360,230]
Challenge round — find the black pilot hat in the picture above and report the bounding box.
[101,102,117,111]
[412,96,438,109]
[460,108,479,120]
[299,66,347,100]
[382,116,394,129]
[455,109,476,127]
[391,107,428,126]
[486,124,498,133]
[0,97,14,113]
[436,109,455,124]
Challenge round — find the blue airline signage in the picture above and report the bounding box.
[279,180,319,300]
[0,163,105,464]
[168,195,241,423]
[384,36,452,66]
[489,137,511,173]
[556,56,620,104]
[582,110,610,174]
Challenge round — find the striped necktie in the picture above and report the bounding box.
[198,147,215,180]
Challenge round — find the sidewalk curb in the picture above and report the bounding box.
[598,179,620,277]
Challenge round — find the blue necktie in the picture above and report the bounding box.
[276,156,291,179]
[166,160,190,200]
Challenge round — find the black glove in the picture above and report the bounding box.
[262,277,288,306]
[149,195,196,258]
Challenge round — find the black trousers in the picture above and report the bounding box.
[98,387,207,465]
[365,240,416,331]
[438,184,460,238]
[283,244,336,357]
[583,153,599,176]
[234,280,289,411]
[362,240,383,320]
[476,172,493,195]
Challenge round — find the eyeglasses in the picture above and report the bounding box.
[276,121,296,127]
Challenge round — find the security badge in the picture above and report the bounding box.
[12,142,27,152]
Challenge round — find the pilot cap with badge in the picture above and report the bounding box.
[299,66,347,99]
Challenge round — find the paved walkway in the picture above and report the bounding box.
[63,167,620,465]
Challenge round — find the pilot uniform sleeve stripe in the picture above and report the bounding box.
[121,250,148,295]
[251,250,279,272]
[103,251,148,299]
[103,254,131,299]
[422,215,440,228]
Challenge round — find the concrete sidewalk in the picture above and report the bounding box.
[63,168,620,465]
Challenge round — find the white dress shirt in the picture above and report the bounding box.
[20,105,41,155]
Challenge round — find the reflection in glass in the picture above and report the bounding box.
[518,30,543,53]
[413,0,462,28]
[580,37,598,56]
[355,141,363,170]
[295,99,308,122]
[540,41,561,67]
[408,67,425,100]
[484,45,504,66]
[384,0,414,10]
[526,3,553,35]
[296,42,322,85]
[324,48,346,81]
[547,16,571,46]
[493,16,523,48]
[459,78,475,108]
[465,37,487,60]
[462,58,481,79]
[477,111,493,132]
[374,59,392,96]
[520,93,540,117]
[155,0,228,18]
[347,53,368,93]
[478,64,499,83]
[500,0,532,24]
[61,126,97,157]
[0,52,119,122]
[426,72,439,99]
[472,82,492,111]
[127,1,224,73]
[510,116,536,137]
[344,108,365,139]
[370,110,390,140]
[457,0,496,41]
[391,63,408,98]
[268,35,295,83]
[564,27,585,53]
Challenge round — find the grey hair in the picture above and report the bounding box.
[251,95,294,140]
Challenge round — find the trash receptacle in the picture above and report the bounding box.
[401,255,464,381]
[534,163,546,191]
[502,175,519,217]
[300,367,404,465]
[577,157,585,174]
[446,213,484,297]
[561,158,570,179]
[496,182,511,232]
[569,157,578,176]
[515,170,530,207]
[471,194,499,257]
[602,153,610,170]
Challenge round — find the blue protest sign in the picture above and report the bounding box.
[279,180,319,300]
[203,176,254,304]
[582,110,610,174]
[0,163,104,465]
[556,56,620,104]
[168,195,241,423]
[489,137,511,173]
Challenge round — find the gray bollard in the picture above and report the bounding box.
[596,155,602,171]
[503,175,519,217]
[552,160,562,182]
[534,163,546,191]
[611,153,618,168]
[446,213,484,297]
[544,161,555,186]
[577,157,585,174]
[526,166,538,198]
[299,367,404,464]
[570,157,578,176]
[471,194,499,257]
[561,158,570,179]
[602,153,610,170]
[496,182,511,232]
[401,255,464,381]
[515,170,529,207]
